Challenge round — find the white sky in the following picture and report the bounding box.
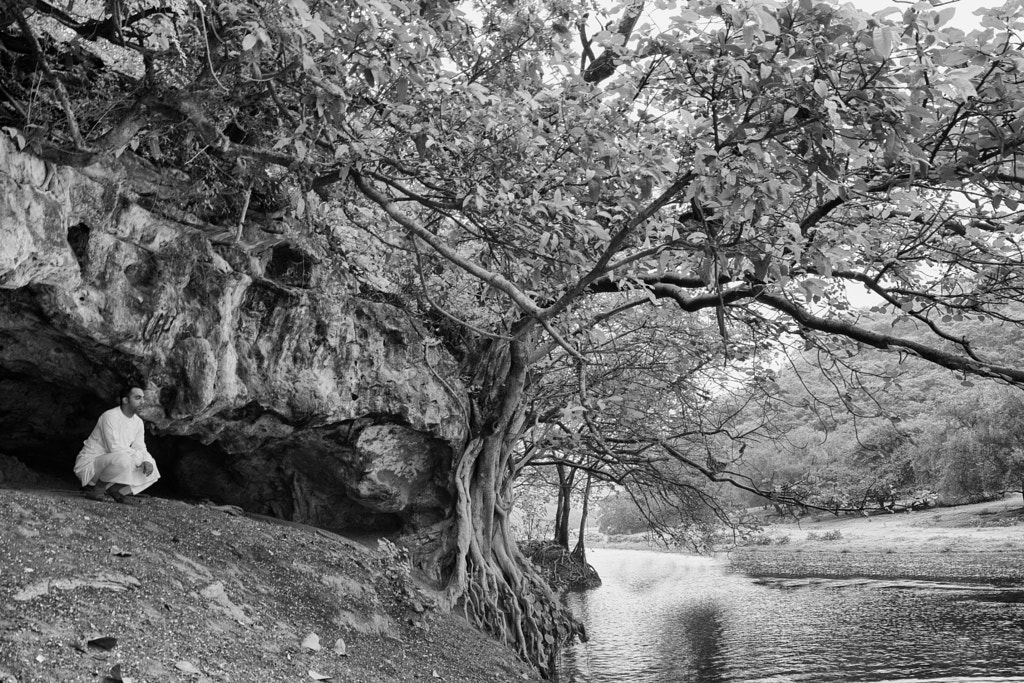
[841,0,998,30]
[628,0,1001,33]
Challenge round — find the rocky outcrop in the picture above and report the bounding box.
[0,134,465,533]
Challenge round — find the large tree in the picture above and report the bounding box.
[6,0,1024,674]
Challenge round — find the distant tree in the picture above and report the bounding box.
[1004,449,1024,503]
[598,492,649,536]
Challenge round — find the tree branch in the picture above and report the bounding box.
[13,3,88,150]
[352,169,545,320]
[757,291,1024,384]
[582,0,645,84]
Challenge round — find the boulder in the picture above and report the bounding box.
[0,134,464,533]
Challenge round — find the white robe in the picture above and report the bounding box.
[74,407,160,495]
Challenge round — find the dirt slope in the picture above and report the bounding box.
[0,487,541,683]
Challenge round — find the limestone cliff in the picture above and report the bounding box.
[0,134,466,534]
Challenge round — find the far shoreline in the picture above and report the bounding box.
[725,548,1024,586]
[730,494,1024,586]
[582,495,1024,586]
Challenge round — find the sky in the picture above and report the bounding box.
[627,0,1004,33]
[841,0,999,30]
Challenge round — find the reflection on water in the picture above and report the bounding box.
[557,549,1024,683]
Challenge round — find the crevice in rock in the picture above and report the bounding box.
[66,223,91,270]
[264,244,315,289]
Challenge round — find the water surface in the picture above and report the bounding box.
[557,548,1024,683]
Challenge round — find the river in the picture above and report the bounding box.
[556,548,1024,683]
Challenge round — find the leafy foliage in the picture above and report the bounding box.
[735,313,1024,511]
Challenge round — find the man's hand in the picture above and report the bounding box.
[140,461,154,476]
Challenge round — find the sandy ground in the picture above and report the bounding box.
[727,495,1024,584]
[752,495,1024,552]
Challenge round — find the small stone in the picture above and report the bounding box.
[175,661,201,675]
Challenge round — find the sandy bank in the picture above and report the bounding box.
[726,495,1024,585]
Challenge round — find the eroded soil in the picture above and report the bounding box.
[0,487,541,683]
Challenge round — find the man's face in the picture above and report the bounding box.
[123,388,145,413]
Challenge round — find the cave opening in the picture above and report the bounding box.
[0,381,407,537]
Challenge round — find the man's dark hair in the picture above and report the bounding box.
[118,383,144,404]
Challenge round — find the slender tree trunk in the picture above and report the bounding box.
[571,473,592,560]
[553,463,575,549]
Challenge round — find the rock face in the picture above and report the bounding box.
[0,135,465,533]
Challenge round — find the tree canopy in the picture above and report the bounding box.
[6,0,1024,674]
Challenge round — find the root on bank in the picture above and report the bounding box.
[521,541,602,592]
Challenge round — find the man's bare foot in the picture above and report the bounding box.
[84,485,107,502]
[106,487,139,505]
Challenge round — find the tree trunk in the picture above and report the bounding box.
[553,463,575,549]
[571,473,592,560]
[417,337,583,678]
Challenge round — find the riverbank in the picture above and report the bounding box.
[727,495,1024,585]
[0,486,541,683]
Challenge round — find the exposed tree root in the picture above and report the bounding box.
[521,541,603,592]
[459,555,583,678]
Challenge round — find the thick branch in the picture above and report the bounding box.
[758,292,1024,384]
[352,170,545,320]
[582,0,645,83]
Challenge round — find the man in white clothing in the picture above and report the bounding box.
[75,385,160,504]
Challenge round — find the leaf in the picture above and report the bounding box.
[752,5,780,35]
[287,0,311,18]
[301,633,322,651]
[87,636,118,651]
[872,27,893,60]
[306,18,330,43]
[934,6,955,26]
[146,136,162,160]
[395,76,409,102]
[333,638,348,656]
[241,34,258,51]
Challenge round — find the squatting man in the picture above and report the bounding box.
[74,385,160,504]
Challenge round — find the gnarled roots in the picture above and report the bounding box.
[460,556,584,678]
